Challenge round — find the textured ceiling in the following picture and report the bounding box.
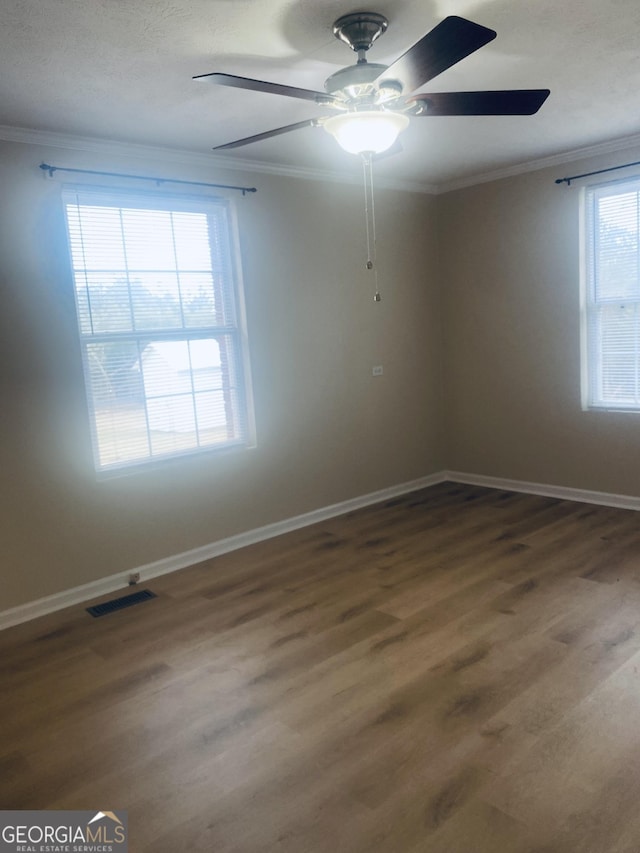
[2,0,640,187]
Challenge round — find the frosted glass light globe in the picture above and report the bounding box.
[324,111,409,154]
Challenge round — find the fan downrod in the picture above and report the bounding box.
[332,12,389,56]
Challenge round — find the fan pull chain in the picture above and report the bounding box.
[362,153,381,302]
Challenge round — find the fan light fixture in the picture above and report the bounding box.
[198,11,550,299]
[323,111,410,155]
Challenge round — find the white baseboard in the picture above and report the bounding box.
[445,470,640,511]
[5,469,639,632]
[0,472,446,631]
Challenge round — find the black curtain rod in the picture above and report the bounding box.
[555,159,640,187]
[39,163,257,195]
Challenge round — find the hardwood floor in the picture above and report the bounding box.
[2,482,640,852]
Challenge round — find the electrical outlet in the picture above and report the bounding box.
[372,365,384,376]
[128,572,140,585]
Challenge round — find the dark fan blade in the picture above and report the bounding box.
[194,72,337,105]
[375,16,496,93]
[213,119,320,150]
[410,89,550,116]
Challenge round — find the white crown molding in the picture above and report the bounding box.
[5,123,640,196]
[0,472,446,631]
[436,131,640,194]
[0,124,437,195]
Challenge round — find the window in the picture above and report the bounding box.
[583,178,640,410]
[63,187,254,473]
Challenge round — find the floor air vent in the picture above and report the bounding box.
[86,588,157,618]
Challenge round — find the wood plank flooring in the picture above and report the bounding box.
[2,482,640,851]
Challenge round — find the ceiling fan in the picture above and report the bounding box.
[194,12,550,156]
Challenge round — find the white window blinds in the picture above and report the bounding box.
[62,187,253,472]
[584,179,640,410]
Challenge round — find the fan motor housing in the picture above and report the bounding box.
[324,62,387,95]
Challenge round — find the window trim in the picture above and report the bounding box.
[61,184,256,476]
[581,176,640,414]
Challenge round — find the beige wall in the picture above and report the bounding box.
[0,140,444,611]
[439,146,640,495]
[9,132,640,615]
